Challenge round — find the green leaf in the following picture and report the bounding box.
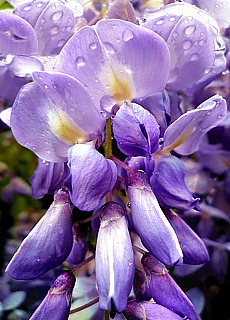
[0,0,13,10]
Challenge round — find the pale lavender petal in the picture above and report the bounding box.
[55,19,170,115]
[95,202,134,312]
[0,12,38,55]
[162,95,227,155]
[144,2,226,94]
[6,189,73,280]
[7,55,44,77]
[0,107,11,126]
[67,144,117,211]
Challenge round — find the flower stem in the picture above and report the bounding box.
[105,117,113,159]
[104,310,110,320]
[70,297,99,314]
[71,254,95,274]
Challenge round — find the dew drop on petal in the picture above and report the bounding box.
[102,42,115,54]
[23,5,31,11]
[37,2,43,7]
[57,39,66,47]
[36,256,41,262]
[76,56,85,67]
[51,11,63,22]
[50,26,59,36]
[156,18,164,25]
[182,40,192,50]
[122,29,134,42]
[89,42,98,50]
[40,18,46,24]
[191,53,199,61]
[184,25,196,36]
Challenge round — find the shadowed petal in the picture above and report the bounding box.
[126,171,183,266]
[30,271,76,320]
[6,189,73,280]
[67,144,117,211]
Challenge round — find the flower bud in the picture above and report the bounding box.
[95,202,134,312]
[30,271,76,320]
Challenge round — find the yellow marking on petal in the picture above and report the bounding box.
[220,157,230,168]
[99,61,136,105]
[47,109,88,145]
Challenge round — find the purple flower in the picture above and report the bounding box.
[6,188,73,280]
[150,155,200,210]
[126,170,183,266]
[65,144,117,211]
[124,300,184,319]
[141,253,201,320]
[30,158,69,199]
[95,202,134,312]
[143,2,226,94]
[113,102,160,159]
[55,18,171,116]
[29,271,76,320]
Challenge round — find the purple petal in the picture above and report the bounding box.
[144,3,226,94]
[7,55,44,77]
[55,19,170,115]
[124,300,184,320]
[113,103,160,159]
[11,71,105,162]
[30,271,75,320]
[126,171,183,266]
[162,95,227,155]
[95,202,134,312]
[30,158,69,199]
[16,0,75,54]
[106,0,137,23]
[67,144,117,211]
[150,155,200,210]
[6,189,73,280]
[142,253,200,320]
[0,11,38,55]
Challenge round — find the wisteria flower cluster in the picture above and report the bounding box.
[0,0,229,319]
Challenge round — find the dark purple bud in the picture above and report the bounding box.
[124,300,184,319]
[133,268,152,301]
[29,271,76,320]
[6,189,73,279]
[66,223,88,267]
[141,253,200,320]
[1,177,31,203]
[95,202,134,312]
[126,171,183,266]
[165,210,209,265]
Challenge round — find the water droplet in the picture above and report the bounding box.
[184,25,196,36]
[44,84,49,90]
[172,31,178,38]
[76,56,85,67]
[127,202,131,208]
[37,2,43,7]
[52,11,63,22]
[64,88,71,98]
[89,42,98,50]
[100,110,107,118]
[156,18,164,25]
[57,39,65,47]
[50,26,59,36]
[182,40,192,50]
[36,256,41,262]
[102,42,115,54]
[23,4,31,11]
[206,112,211,115]
[95,79,99,83]
[204,67,211,74]
[199,40,205,45]
[169,16,176,22]
[191,53,199,61]
[39,18,46,24]
[122,29,134,42]
[218,115,223,119]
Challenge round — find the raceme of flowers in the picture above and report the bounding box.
[0,0,229,319]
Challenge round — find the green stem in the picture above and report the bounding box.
[105,117,112,159]
[104,310,110,320]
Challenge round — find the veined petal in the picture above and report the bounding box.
[162,95,227,155]
[113,103,160,159]
[55,19,170,115]
[95,202,134,312]
[126,171,183,266]
[144,2,226,94]
[67,144,117,211]
[6,189,73,280]
[0,12,38,55]
[11,71,105,162]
